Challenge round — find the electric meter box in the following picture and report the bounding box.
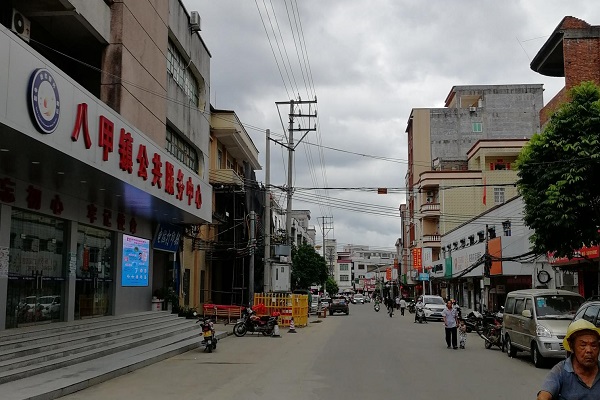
[271,263,290,292]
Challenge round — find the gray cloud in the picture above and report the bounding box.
[188,0,600,249]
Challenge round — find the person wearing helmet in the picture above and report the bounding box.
[537,319,600,399]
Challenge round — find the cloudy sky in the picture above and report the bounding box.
[185,0,599,251]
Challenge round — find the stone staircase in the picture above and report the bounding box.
[0,311,224,400]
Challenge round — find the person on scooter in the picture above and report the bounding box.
[414,298,424,323]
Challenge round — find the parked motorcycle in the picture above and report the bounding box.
[374,303,380,312]
[194,312,217,353]
[407,301,416,314]
[476,310,504,350]
[464,310,483,333]
[233,307,279,337]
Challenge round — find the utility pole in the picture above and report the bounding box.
[264,129,271,293]
[275,98,317,245]
[249,211,256,304]
[318,216,334,295]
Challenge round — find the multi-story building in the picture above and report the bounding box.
[401,85,543,297]
[341,245,395,295]
[207,107,261,306]
[0,1,212,330]
[530,16,600,297]
[290,210,315,247]
[438,196,558,311]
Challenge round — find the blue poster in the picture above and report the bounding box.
[121,234,150,287]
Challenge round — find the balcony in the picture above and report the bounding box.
[419,202,440,218]
[209,168,244,189]
[423,234,441,248]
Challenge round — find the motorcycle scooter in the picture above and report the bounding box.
[233,307,279,337]
[414,305,426,323]
[374,302,380,312]
[194,312,217,353]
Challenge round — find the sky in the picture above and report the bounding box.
[185,0,600,251]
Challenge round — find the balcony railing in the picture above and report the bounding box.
[419,202,440,217]
[423,235,441,247]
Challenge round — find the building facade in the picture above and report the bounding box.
[402,85,543,297]
[0,1,212,330]
[530,16,600,297]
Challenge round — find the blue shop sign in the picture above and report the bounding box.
[418,273,430,281]
[153,223,182,252]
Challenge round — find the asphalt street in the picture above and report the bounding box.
[60,303,551,399]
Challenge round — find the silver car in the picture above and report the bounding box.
[502,289,584,368]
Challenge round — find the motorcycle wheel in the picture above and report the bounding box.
[484,338,493,349]
[207,343,212,353]
[233,322,247,337]
[213,339,217,350]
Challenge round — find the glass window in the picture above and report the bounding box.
[514,299,525,315]
[166,126,199,173]
[167,40,200,106]
[504,297,516,314]
[573,306,587,322]
[535,295,584,319]
[472,122,483,132]
[583,305,600,325]
[494,188,505,204]
[525,298,533,313]
[340,275,349,281]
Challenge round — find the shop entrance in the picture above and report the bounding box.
[5,210,66,329]
[74,225,113,319]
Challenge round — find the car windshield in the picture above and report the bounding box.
[535,295,584,319]
[354,295,363,298]
[38,296,55,304]
[424,297,445,305]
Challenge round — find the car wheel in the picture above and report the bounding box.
[345,310,349,315]
[532,342,545,368]
[329,310,333,316]
[505,335,517,357]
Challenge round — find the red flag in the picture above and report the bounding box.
[482,177,487,205]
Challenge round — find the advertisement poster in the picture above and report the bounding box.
[121,234,149,287]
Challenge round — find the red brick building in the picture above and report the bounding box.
[531,16,600,126]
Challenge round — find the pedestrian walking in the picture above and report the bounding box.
[442,300,458,349]
[399,298,406,316]
[395,296,400,310]
[458,318,467,349]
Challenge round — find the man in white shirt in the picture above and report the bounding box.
[442,300,458,349]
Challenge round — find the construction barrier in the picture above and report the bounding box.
[253,293,309,328]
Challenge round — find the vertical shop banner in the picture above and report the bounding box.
[386,267,392,281]
[121,234,150,286]
[489,237,502,275]
[412,248,422,272]
[422,248,432,271]
[444,257,453,278]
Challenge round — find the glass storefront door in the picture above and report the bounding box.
[5,210,66,329]
[75,225,113,319]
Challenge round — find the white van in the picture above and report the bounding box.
[502,289,584,367]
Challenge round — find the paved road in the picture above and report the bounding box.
[61,303,550,399]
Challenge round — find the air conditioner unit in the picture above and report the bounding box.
[469,106,477,112]
[12,9,30,42]
[189,11,201,32]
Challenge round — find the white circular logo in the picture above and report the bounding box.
[28,68,60,134]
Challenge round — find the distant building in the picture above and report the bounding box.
[401,85,543,297]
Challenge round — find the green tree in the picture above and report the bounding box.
[325,277,339,295]
[517,81,600,257]
[291,244,328,290]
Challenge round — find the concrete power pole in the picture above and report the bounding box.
[275,98,317,246]
[264,129,271,293]
[249,211,256,304]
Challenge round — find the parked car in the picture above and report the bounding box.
[421,295,446,320]
[352,294,365,304]
[329,295,350,315]
[38,295,61,317]
[503,289,584,368]
[572,299,600,327]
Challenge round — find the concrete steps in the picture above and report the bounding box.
[0,311,227,400]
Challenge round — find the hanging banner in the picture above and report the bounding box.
[489,237,503,275]
[412,248,422,271]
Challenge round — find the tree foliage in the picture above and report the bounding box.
[291,244,328,290]
[325,277,339,295]
[517,81,600,257]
